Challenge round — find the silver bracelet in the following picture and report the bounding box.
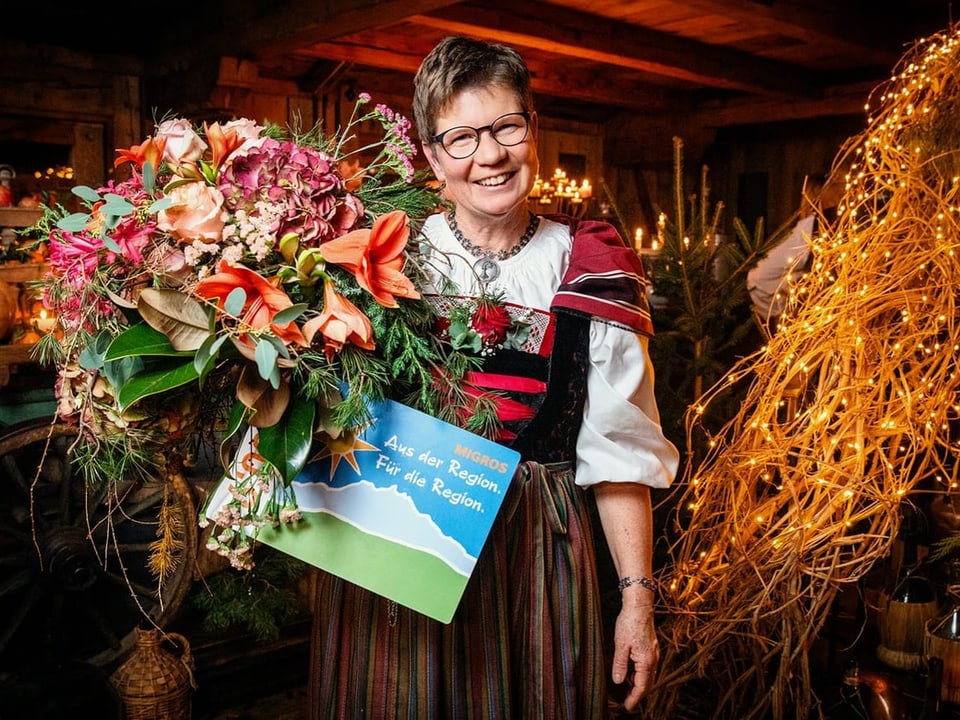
[618,575,657,594]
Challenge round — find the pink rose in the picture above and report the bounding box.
[222,118,267,153]
[157,181,225,242]
[156,118,208,169]
[471,303,512,346]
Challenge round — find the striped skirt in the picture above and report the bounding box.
[306,460,609,720]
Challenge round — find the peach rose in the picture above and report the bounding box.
[157,181,226,242]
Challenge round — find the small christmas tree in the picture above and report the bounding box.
[647,136,791,466]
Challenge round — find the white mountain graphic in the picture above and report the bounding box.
[292,478,476,576]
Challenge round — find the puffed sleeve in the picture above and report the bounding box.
[574,320,679,488]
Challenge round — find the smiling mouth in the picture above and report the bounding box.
[476,173,513,187]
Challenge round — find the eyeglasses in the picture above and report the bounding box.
[431,112,531,160]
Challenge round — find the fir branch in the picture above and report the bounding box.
[190,552,308,641]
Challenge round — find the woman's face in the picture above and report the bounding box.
[423,85,539,221]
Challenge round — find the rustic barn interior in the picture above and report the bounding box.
[0,0,951,232]
[0,1,958,718]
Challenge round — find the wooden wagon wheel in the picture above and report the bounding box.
[0,418,197,672]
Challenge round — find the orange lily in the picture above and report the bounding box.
[320,210,420,307]
[302,279,375,362]
[204,122,245,173]
[115,136,167,171]
[194,261,308,348]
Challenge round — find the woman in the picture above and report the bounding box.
[308,36,679,720]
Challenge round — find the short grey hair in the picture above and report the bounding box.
[412,36,534,143]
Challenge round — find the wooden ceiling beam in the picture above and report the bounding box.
[294,38,689,113]
[691,80,878,128]
[412,0,824,96]
[167,0,460,64]
[670,0,909,65]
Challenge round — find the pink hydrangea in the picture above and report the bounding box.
[219,138,363,247]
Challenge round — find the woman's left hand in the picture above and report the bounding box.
[611,600,660,711]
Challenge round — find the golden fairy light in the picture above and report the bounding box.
[643,22,960,720]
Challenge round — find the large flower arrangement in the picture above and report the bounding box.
[33,95,508,571]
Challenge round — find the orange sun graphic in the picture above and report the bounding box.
[311,429,380,478]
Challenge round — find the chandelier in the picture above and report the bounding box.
[528,168,592,216]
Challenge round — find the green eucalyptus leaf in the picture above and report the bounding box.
[141,161,156,193]
[78,344,105,371]
[77,331,115,371]
[100,194,135,217]
[138,288,211,351]
[255,338,280,386]
[102,355,145,390]
[72,185,101,204]
[263,333,291,360]
[116,360,200,411]
[194,333,228,376]
[224,287,247,317]
[273,303,308,325]
[57,213,93,232]
[102,235,123,254]
[105,322,192,360]
[150,197,173,214]
[256,397,316,485]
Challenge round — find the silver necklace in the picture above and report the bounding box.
[447,210,539,283]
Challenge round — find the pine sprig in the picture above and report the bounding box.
[190,551,308,641]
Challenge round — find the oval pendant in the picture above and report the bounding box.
[475,257,500,283]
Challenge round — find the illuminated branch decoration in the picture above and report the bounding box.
[644,23,960,720]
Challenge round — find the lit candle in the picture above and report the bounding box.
[34,309,56,333]
[579,179,592,199]
[529,176,542,198]
[635,227,644,250]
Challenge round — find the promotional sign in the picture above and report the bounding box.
[205,398,520,623]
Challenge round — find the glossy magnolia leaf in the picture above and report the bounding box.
[106,286,137,309]
[225,400,248,443]
[116,360,200,411]
[237,364,290,428]
[105,322,189,361]
[138,288,211,351]
[257,396,316,484]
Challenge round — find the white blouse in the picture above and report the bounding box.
[417,212,678,489]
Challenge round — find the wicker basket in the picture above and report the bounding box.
[111,627,195,720]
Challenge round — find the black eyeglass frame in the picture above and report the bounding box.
[430,111,532,159]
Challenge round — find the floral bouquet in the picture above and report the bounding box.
[31,94,505,571]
